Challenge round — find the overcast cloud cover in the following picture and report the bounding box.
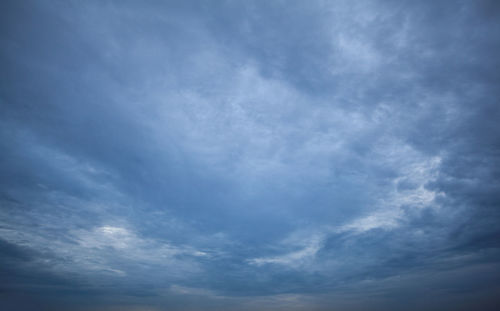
[1,0,500,310]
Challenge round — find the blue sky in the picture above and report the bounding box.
[1,1,500,310]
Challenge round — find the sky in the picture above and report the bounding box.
[1,0,500,310]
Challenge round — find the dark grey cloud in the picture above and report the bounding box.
[1,0,500,310]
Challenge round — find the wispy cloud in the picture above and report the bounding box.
[1,0,500,310]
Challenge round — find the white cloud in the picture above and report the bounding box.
[248,233,323,269]
[338,144,443,234]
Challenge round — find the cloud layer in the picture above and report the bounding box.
[1,1,500,310]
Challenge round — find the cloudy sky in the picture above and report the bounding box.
[1,1,500,310]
